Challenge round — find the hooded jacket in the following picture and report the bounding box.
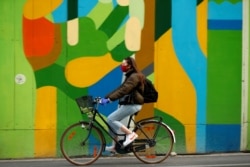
[105,69,144,105]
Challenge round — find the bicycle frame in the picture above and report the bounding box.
[61,96,176,166]
[83,102,169,151]
[86,106,134,148]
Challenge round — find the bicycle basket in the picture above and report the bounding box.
[75,96,94,114]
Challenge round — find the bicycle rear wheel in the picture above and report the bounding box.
[132,120,174,164]
[60,122,104,165]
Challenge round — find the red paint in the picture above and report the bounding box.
[23,17,55,57]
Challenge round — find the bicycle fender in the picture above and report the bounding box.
[135,119,176,143]
[161,122,176,143]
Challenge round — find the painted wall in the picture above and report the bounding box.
[0,0,249,159]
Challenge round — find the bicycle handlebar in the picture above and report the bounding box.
[93,97,102,104]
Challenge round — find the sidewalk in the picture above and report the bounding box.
[0,151,249,162]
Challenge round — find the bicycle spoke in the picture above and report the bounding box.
[60,122,104,166]
[132,121,174,164]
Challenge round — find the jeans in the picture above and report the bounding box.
[107,104,142,137]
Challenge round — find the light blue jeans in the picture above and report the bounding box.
[107,104,142,138]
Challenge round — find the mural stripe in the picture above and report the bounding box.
[206,125,240,152]
[87,2,113,29]
[67,18,79,45]
[172,0,207,152]
[99,5,128,38]
[155,0,171,41]
[67,0,78,20]
[35,87,57,157]
[207,30,242,124]
[208,1,243,20]
[155,29,196,153]
[208,20,242,30]
[125,17,142,51]
[197,0,208,57]
[136,0,155,71]
[78,0,98,17]
[129,0,145,29]
[52,0,67,23]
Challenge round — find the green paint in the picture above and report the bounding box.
[87,2,113,29]
[0,130,34,158]
[110,41,134,61]
[0,0,35,158]
[56,90,84,157]
[155,0,171,40]
[60,17,109,60]
[35,64,87,99]
[107,25,125,51]
[99,5,128,38]
[67,0,78,20]
[197,0,204,5]
[207,30,242,124]
[208,0,242,4]
[155,109,186,153]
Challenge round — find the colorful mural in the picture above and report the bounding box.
[0,0,249,159]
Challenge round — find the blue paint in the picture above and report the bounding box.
[208,20,242,30]
[52,0,98,23]
[78,0,98,17]
[52,0,67,23]
[208,2,242,20]
[206,125,240,152]
[89,66,122,116]
[172,0,207,152]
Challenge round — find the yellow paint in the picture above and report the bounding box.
[117,0,129,6]
[185,125,197,153]
[65,53,120,87]
[23,0,63,20]
[197,0,208,56]
[155,29,196,152]
[35,86,57,157]
[129,0,145,29]
[67,18,79,46]
[125,17,142,51]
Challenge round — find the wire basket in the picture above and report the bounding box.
[75,96,94,114]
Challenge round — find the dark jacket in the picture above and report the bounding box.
[105,69,144,105]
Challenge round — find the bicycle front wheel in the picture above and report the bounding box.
[60,122,104,166]
[133,120,174,164]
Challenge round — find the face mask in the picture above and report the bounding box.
[121,64,129,72]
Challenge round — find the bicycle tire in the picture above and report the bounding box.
[60,121,104,166]
[132,120,174,164]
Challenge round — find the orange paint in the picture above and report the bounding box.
[93,146,97,157]
[68,131,76,140]
[23,17,55,57]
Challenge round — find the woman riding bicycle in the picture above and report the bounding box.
[99,56,145,152]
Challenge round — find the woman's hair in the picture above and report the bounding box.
[125,57,145,85]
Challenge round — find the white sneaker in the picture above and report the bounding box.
[105,146,115,153]
[123,132,138,147]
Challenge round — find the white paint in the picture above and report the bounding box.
[241,0,249,151]
[15,74,26,84]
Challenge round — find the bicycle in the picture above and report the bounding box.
[60,95,176,166]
